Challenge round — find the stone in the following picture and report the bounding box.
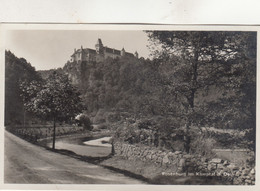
[162,155,170,164]
[239,166,245,171]
[177,167,184,173]
[235,171,241,177]
[227,163,239,170]
[208,163,217,171]
[250,176,255,181]
[217,164,225,169]
[219,170,225,176]
[246,175,251,179]
[223,160,229,166]
[147,154,152,160]
[168,152,174,156]
[151,154,156,160]
[183,154,192,158]
[162,152,167,155]
[174,151,182,155]
[178,158,186,167]
[158,156,163,163]
[211,158,223,163]
[201,157,208,163]
[242,169,250,175]
[250,168,255,175]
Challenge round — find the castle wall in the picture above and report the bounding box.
[73,52,82,62]
[69,39,138,63]
[104,52,121,59]
[87,53,96,62]
[81,52,88,62]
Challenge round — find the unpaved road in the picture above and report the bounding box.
[4,131,144,184]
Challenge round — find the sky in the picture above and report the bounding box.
[5,30,151,70]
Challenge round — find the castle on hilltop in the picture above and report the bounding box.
[69,38,138,63]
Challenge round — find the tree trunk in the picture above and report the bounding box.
[184,49,199,153]
[184,122,191,153]
[52,116,56,149]
[23,105,26,128]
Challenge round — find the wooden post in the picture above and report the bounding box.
[111,139,115,155]
[52,116,56,149]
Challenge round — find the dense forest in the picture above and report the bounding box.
[5,50,42,126]
[5,31,256,155]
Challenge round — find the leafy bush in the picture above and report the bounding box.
[190,134,216,158]
[75,114,93,131]
[98,123,108,129]
[106,112,121,123]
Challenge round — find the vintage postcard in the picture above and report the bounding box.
[0,24,259,190]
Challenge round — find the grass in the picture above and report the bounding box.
[100,155,233,185]
[214,149,254,165]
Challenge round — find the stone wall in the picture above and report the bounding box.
[114,142,255,185]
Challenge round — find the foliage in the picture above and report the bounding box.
[5,50,42,125]
[62,31,256,153]
[190,135,217,158]
[20,72,83,121]
[75,113,93,131]
[146,31,256,151]
[20,71,84,148]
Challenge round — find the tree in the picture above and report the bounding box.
[20,71,84,149]
[146,31,256,152]
[5,50,42,125]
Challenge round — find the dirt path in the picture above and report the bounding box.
[4,131,145,184]
[83,136,112,147]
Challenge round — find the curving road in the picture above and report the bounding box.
[4,131,144,184]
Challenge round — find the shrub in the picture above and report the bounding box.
[190,134,216,158]
[75,114,93,131]
[98,123,108,129]
[106,112,121,123]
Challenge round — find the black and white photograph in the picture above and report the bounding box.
[2,26,257,186]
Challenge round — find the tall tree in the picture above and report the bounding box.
[20,71,84,149]
[5,50,42,125]
[146,31,256,152]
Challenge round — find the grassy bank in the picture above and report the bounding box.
[100,155,233,185]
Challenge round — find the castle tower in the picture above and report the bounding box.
[121,48,126,56]
[95,38,104,54]
[134,51,139,58]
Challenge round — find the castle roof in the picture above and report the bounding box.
[104,47,121,55]
[71,38,136,58]
[85,48,96,54]
[125,52,134,57]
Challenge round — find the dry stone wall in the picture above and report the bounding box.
[114,142,255,185]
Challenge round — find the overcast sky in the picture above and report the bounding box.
[5,30,151,70]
